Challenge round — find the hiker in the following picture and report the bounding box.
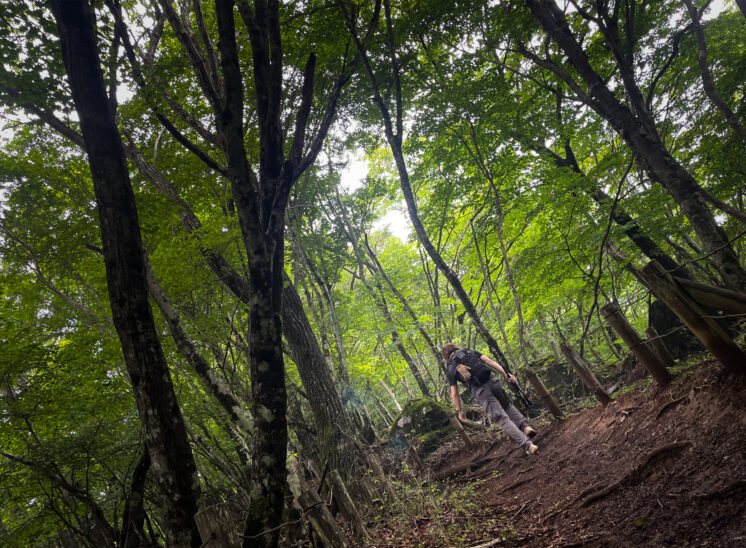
[443,343,539,455]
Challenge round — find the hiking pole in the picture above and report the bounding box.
[509,382,533,410]
[501,363,534,410]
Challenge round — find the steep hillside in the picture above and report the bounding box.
[367,361,746,547]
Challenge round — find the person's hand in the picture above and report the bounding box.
[505,373,517,384]
[456,364,471,381]
[458,411,466,422]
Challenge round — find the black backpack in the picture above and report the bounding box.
[450,349,492,386]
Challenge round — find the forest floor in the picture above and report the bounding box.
[362,359,746,547]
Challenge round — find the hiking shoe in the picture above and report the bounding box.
[525,442,539,455]
[524,426,537,438]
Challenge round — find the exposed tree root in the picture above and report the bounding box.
[656,394,689,419]
[693,479,746,500]
[468,536,505,547]
[433,439,505,480]
[580,441,692,506]
[502,477,533,493]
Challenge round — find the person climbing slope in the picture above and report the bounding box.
[443,343,539,455]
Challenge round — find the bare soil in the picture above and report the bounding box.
[365,360,746,547]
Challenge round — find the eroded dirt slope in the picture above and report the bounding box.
[393,360,746,547]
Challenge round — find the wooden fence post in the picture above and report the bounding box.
[327,470,369,540]
[365,452,397,502]
[448,412,476,448]
[297,488,348,548]
[194,503,242,548]
[525,367,563,419]
[639,261,746,375]
[644,326,675,369]
[559,341,612,406]
[601,303,672,387]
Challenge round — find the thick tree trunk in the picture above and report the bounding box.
[241,243,288,545]
[524,0,746,291]
[49,3,202,546]
[282,272,360,470]
[128,137,357,478]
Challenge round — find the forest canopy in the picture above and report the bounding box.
[1,0,745,546]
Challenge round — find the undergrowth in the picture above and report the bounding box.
[361,463,521,547]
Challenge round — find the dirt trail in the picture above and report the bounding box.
[416,361,746,547]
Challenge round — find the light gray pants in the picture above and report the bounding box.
[472,378,531,450]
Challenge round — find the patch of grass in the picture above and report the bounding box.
[362,469,522,546]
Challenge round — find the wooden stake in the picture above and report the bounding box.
[525,367,563,419]
[639,261,746,375]
[559,341,611,406]
[448,412,476,448]
[601,303,672,387]
[194,503,241,548]
[327,470,369,540]
[296,488,348,548]
[644,326,675,369]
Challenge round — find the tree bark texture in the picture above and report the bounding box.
[524,0,746,291]
[211,1,349,542]
[49,3,203,546]
[282,272,360,471]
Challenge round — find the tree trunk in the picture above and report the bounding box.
[283,273,361,469]
[333,192,432,397]
[342,0,514,371]
[524,0,746,291]
[144,258,252,441]
[50,3,203,546]
[683,0,746,145]
[120,450,151,548]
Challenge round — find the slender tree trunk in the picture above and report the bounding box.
[49,3,202,546]
[144,258,252,439]
[379,379,403,412]
[334,192,432,396]
[342,0,514,371]
[291,232,351,385]
[363,235,448,376]
[683,0,746,145]
[491,185,532,366]
[120,450,151,548]
[470,223,521,367]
